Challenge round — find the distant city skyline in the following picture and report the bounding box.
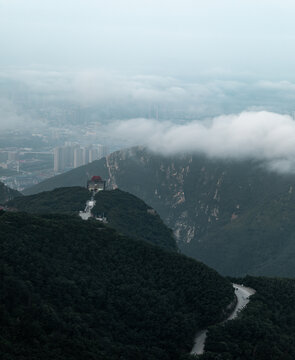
[54,143,108,172]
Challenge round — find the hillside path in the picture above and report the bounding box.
[191,283,256,355]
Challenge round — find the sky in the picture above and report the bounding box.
[1,0,295,78]
[2,1,295,172]
[1,0,295,113]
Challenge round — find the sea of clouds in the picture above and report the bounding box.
[105,112,295,173]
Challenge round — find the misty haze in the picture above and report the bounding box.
[1,1,295,359]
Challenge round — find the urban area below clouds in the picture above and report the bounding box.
[2,69,295,173]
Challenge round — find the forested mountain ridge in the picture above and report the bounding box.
[23,146,295,277]
[0,181,21,204]
[6,186,89,214]
[92,189,177,251]
[0,211,234,360]
[6,187,177,251]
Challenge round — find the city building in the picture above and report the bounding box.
[54,144,109,171]
[74,147,84,168]
[54,147,65,172]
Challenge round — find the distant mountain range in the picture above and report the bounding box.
[23,146,295,277]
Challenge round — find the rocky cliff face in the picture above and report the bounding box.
[103,147,293,243]
[103,148,295,276]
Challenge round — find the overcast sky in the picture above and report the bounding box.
[1,0,295,79]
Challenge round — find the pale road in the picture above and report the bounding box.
[191,283,256,355]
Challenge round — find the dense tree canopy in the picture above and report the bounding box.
[7,187,177,251]
[0,211,234,360]
[6,186,89,215]
[93,189,177,251]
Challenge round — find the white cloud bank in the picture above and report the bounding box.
[106,111,295,173]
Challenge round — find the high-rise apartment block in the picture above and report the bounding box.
[53,144,108,172]
[74,147,84,168]
[54,147,65,172]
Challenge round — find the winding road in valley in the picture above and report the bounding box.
[191,283,256,356]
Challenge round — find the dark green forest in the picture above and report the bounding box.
[199,276,295,360]
[0,211,234,360]
[6,186,90,215]
[7,187,177,251]
[93,189,177,251]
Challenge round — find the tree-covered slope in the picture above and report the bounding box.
[93,189,177,251]
[7,187,177,251]
[6,186,90,215]
[0,181,21,204]
[0,211,234,360]
[23,146,295,277]
[200,276,295,360]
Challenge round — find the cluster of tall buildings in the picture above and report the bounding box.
[54,144,108,172]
